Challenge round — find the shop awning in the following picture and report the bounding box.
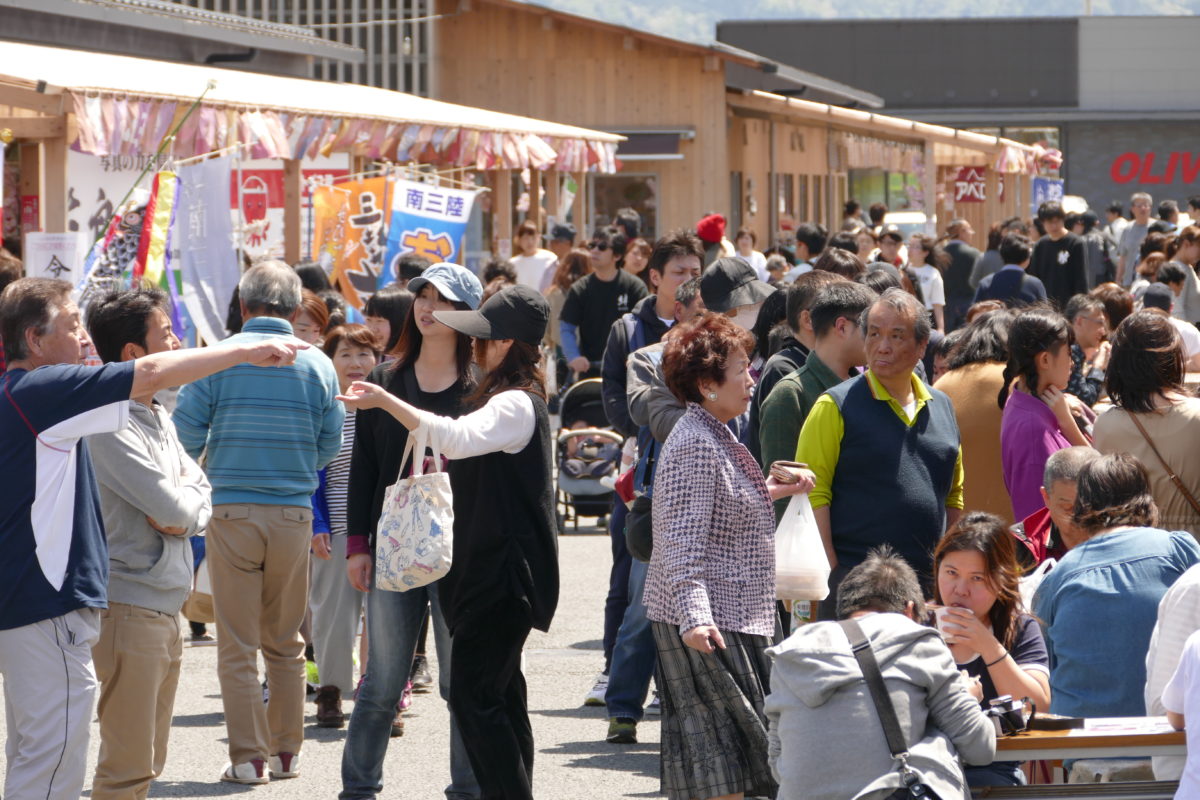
[0,41,623,172]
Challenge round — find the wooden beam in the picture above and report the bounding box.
[572,171,587,237]
[922,139,937,236]
[283,158,303,264]
[0,84,67,116]
[0,116,64,139]
[42,137,68,233]
[18,142,40,233]
[529,170,542,232]
[983,167,1000,232]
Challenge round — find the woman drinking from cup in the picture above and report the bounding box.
[932,511,1051,787]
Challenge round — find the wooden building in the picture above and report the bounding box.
[435,0,1046,244]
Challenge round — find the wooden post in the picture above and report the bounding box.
[529,169,542,231]
[922,139,937,236]
[546,168,560,229]
[496,168,513,257]
[283,158,303,264]
[572,171,587,236]
[18,142,40,233]
[41,136,68,233]
[984,162,1000,232]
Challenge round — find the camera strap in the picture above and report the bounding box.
[840,618,934,798]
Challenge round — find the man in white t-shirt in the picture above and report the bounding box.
[508,220,559,289]
[1161,627,1200,796]
[1146,563,1200,782]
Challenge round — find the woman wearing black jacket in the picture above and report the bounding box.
[339,284,559,800]
[340,264,483,800]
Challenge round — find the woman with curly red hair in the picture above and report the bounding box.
[642,312,814,800]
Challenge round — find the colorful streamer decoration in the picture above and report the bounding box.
[132,170,178,287]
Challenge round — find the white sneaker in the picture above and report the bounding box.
[646,692,661,716]
[220,759,268,785]
[268,752,300,779]
[583,671,609,707]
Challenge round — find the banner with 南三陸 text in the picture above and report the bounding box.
[381,178,477,289]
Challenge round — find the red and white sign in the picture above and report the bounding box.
[954,167,1005,203]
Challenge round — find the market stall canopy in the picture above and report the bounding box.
[0,41,623,172]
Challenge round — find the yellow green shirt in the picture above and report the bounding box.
[795,370,965,510]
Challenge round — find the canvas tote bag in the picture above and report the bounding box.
[374,428,454,592]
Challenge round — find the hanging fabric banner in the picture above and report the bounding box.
[381,177,478,288]
[326,177,389,310]
[176,155,239,345]
[312,183,350,273]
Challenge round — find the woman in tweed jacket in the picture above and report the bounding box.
[643,313,814,800]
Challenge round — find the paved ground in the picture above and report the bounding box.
[0,531,664,798]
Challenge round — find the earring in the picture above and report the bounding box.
[707,392,718,401]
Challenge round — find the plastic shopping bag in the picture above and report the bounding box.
[374,429,454,592]
[774,493,830,601]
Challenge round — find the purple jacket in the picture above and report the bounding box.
[1001,390,1072,522]
[643,403,776,636]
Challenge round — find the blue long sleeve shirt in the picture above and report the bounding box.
[173,316,344,507]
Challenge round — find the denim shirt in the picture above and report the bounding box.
[1033,526,1200,717]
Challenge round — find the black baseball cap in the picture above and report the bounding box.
[700,257,775,313]
[550,223,576,243]
[433,283,549,345]
[1142,283,1174,312]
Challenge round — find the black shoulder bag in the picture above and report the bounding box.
[839,619,941,800]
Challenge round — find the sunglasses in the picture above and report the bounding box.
[589,242,610,251]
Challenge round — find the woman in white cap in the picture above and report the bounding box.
[340,263,483,800]
[339,283,559,800]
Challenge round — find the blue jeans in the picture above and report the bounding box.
[603,499,631,671]
[340,580,479,800]
[604,559,655,721]
[965,761,1025,787]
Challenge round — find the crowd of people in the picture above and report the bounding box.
[5,189,1200,800]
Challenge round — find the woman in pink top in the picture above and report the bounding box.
[999,307,1091,521]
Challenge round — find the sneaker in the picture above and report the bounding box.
[583,671,608,707]
[398,681,413,712]
[390,708,405,737]
[268,752,300,779]
[220,759,268,785]
[646,692,661,716]
[189,632,216,646]
[606,717,638,744]
[410,654,433,693]
[315,685,344,728]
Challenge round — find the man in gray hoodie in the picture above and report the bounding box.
[765,548,995,800]
[85,289,213,800]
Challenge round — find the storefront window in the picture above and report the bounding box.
[591,173,657,240]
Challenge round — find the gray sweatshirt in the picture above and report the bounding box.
[765,612,996,800]
[89,400,212,615]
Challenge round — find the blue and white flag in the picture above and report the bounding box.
[381,178,477,287]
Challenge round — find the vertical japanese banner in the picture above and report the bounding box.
[311,184,350,273]
[329,177,389,310]
[381,178,477,288]
[176,156,239,345]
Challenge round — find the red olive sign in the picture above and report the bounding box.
[1110,152,1200,185]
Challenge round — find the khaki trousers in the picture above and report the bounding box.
[208,503,313,764]
[92,602,183,800]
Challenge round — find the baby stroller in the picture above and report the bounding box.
[556,377,624,532]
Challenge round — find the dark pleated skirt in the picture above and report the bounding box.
[651,621,778,800]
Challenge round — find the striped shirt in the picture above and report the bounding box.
[325,409,355,535]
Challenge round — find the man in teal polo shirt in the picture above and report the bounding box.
[796,288,964,618]
[759,281,875,519]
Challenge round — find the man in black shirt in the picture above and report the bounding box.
[559,227,648,379]
[1028,201,1088,310]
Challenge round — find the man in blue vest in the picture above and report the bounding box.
[796,288,964,619]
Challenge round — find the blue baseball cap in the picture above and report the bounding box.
[407,263,484,310]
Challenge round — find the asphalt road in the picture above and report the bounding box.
[0,531,663,799]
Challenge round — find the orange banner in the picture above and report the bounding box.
[323,177,389,309]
